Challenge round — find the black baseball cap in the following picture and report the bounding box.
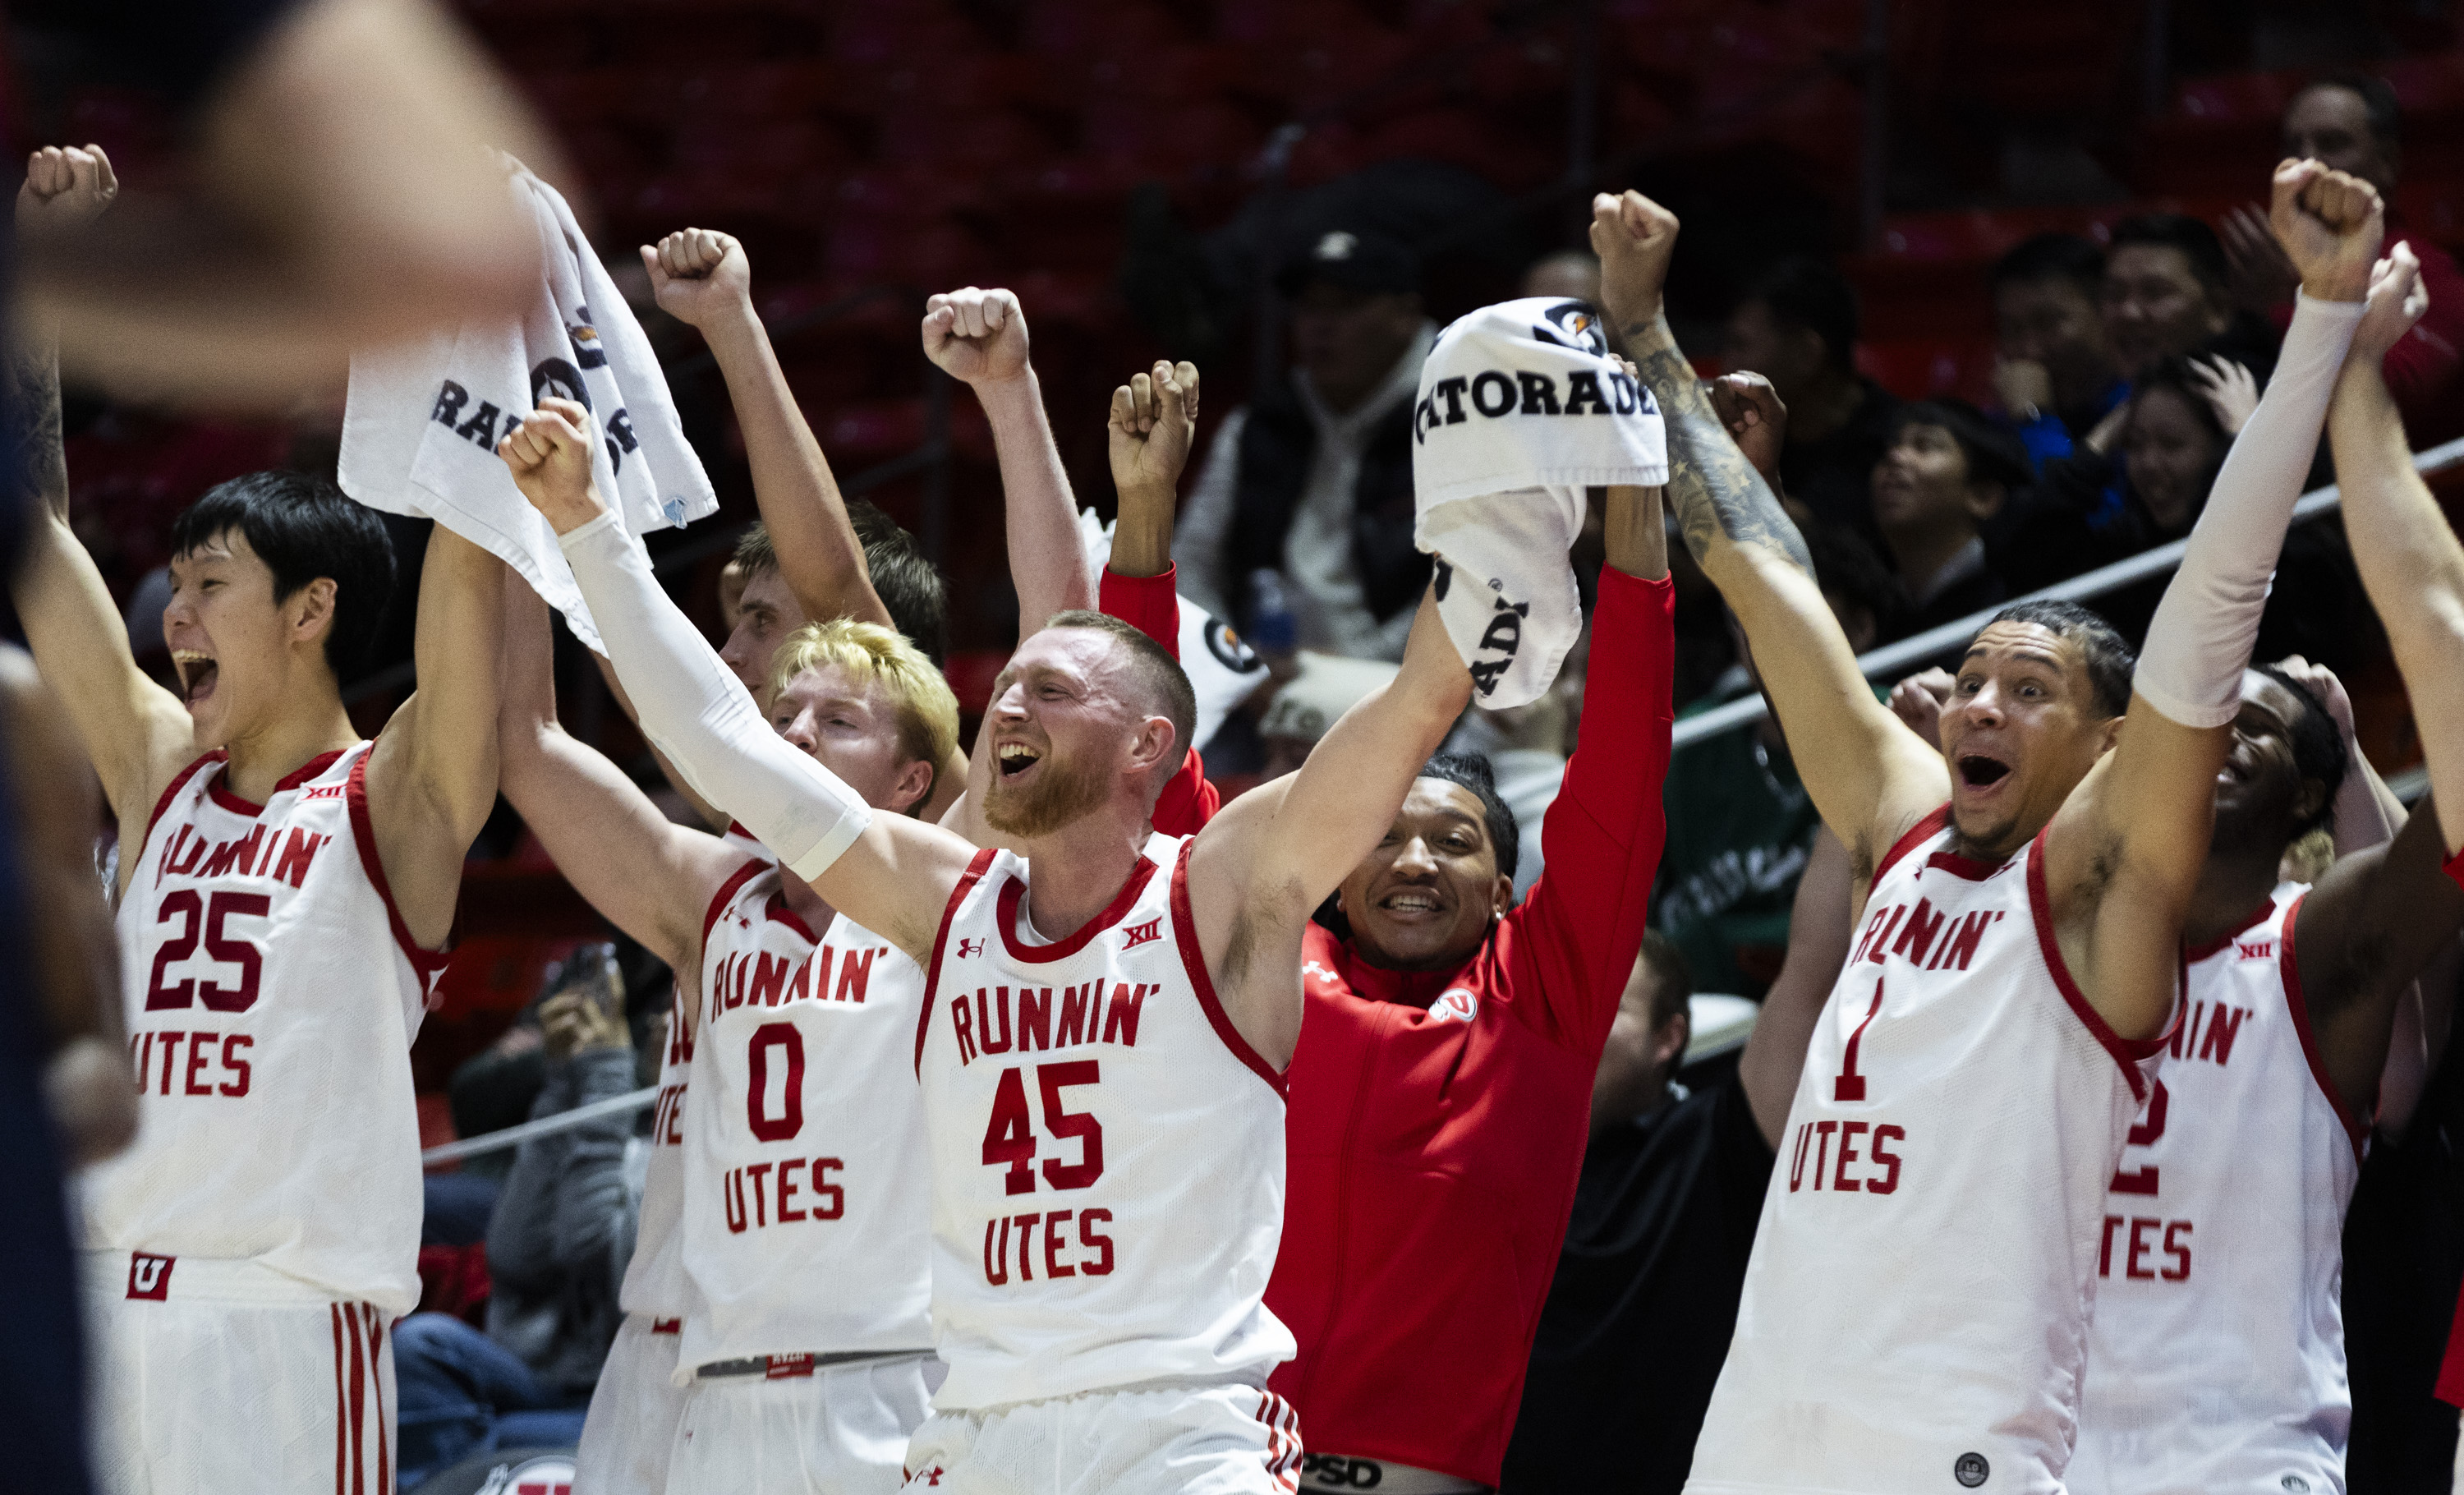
[1275,228,1420,297]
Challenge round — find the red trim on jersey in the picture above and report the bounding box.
[2184,896,2278,964]
[701,858,770,944]
[365,1306,391,1495]
[2025,823,2168,1101]
[2446,841,2464,894]
[917,849,999,1074]
[2279,891,2370,1162]
[726,820,760,844]
[329,1304,347,1495]
[1170,837,1286,1097]
[1923,847,2005,882]
[764,891,818,943]
[992,856,1160,964]
[144,752,227,849]
[345,1298,368,1495]
[1872,805,1950,887]
[207,748,348,817]
[344,751,452,992]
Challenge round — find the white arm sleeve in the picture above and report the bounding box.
[556,512,871,881]
[2132,292,2366,728]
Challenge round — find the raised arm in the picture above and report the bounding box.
[494,568,744,1021]
[1594,190,1946,881]
[2328,242,2464,852]
[645,229,894,636]
[923,288,1095,633]
[7,147,195,845]
[2293,799,2464,1121]
[501,401,977,963]
[2047,160,2382,1042]
[361,522,505,950]
[1738,824,1855,1148]
[1188,589,1473,1066]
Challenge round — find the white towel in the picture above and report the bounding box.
[338,159,716,651]
[1076,509,1271,751]
[1411,297,1666,706]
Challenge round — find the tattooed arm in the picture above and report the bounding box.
[1589,191,1947,888]
[10,148,195,869]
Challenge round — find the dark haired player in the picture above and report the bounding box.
[1597,161,2388,1493]
[10,150,503,1492]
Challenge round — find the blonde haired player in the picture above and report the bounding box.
[502,381,1491,1493]
[10,145,503,1492]
[496,545,956,1490]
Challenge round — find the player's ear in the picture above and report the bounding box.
[887,756,936,817]
[1491,871,1514,920]
[290,577,339,651]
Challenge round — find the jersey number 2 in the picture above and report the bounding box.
[146,890,269,1012]
[982,1062,1105,1195]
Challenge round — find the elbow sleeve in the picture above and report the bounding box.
[2133,293,2365,728]
[557,513,871,881]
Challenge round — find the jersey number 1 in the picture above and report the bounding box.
[1833,978,1884,1102]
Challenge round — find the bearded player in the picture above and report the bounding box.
[1593,160,2386,1493]
[11,145,503,1492]
[503,378,1488,1490]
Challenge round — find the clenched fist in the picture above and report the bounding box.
[17,145,116,237]
[2269,159,2384,303]
[1109,360,1202,503]
[641,228,752,330]
[1588,190,1681,333]
[922,287,1030,386]
[498,397,605,534]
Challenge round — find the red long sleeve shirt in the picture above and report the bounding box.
[1099,563,1221,834]
[1262,568,1677,1484]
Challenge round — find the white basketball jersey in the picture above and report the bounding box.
[915,832,1294,1410]
[618,824,769,1326]
[84,744,444,1314]
[2071,886,2363,1495]
[1689,808,2168,1495]
[678,855,934,1369]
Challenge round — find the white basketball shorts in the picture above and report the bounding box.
[669,1350,935,1495]
[572,1313,685,1495]
[900,1382,1303,1495]
[82,1251,396,1495]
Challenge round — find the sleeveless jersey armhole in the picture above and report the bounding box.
[1170,839,1286,1097]
[141,751,228,849]
[344,750,453,996]
[2025,821,2172,1102]
[917,848,999,1074]
[1872,804,1951,888]
[2278,891,2370,1162]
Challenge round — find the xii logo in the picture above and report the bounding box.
[1121,918,1163,950]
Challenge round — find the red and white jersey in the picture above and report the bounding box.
[2071,885,2364,1494]
[1688,808,2169,1495]
[620,824,768,1326]
[678,855,933,1370]
[83,744,446,1314]
[915,831,1294,1410]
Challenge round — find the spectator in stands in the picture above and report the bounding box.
[2220,72,2464,448]
[1175,228,1433,661]
[1721,258,1900,545]
[1653,519,1900,997]
[1522,247,1605,304]
[1870,398,2030,637]
[1990,233,2128,471]
[1502,836,1850,1495]
[395,948,649,1483]
[2103,214,2278,381]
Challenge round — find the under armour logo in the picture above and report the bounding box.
[1122,918,1163,950]
[956,938,985,959]
[917,1468,945,1488]
[126,1253,175,1301]
[1303,960,1339,986]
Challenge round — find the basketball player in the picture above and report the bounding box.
[503,389,1490,1493]
[11,148,504,1492]
[1593,162,2386,1492]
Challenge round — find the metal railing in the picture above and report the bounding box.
[1670,433,2464,752]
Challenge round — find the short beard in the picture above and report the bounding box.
[982,752,1109,838]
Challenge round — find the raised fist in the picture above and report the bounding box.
[2350,242,2429,366]
[1588,190,1681,330]
[922,287,1029,386]
[1888,668,1956,754]
[16,145,116,237]
[1109,360,1201,501]
[1708,371,1789,481]
[640,228,752,330]
[497,397,605,533]
[2269,159,2384,303]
